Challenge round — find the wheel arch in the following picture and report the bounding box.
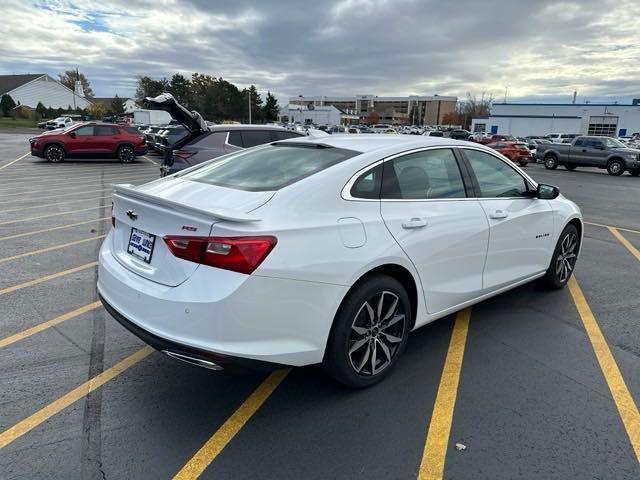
[42,141,66,153]
[606,155,625,166]
[339,263,420,331]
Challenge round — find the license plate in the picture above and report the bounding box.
[127,227,156,263]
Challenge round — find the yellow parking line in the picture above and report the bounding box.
[418,308,471,480]
[608,227,640,262]
[0,152,29,171]
[2,195,112,214]
[585,221,640,236]
[568,277,640,462]
[0,235,106,264]
[0,346,154,450]
[173,368,291,479]
[0,301,101,349]
[0,217,109,241]
[0,262,97,297]
[0,205,106,225]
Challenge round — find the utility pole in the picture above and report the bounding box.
[248,90,252,124]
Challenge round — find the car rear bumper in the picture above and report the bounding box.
[97,233,347,367]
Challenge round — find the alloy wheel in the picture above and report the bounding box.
[46,145,64,162]
[119,146,135,163]
[555,232,578,283]
[348,291,406,376]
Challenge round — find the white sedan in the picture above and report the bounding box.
[98,135,582,387]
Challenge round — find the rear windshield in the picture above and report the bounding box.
[179,144,357,191]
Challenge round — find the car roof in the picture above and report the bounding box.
[276,134,477,154]
[210,124,293,132]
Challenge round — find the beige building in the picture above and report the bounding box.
[289,94,457,125]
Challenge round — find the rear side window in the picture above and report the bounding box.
[350,164,383,199]
[381,149,466,199]
[240,130,273,148]
[95,126,118,136]
[271,131,303,141]
[192,131,227,148]
[227,131,243,147]
[180,145,356,191]
[574,138,585,146]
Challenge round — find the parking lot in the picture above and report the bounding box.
[0,131,638,479]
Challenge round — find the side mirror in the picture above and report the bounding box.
[68,131,76,138]
[537,183,559,200]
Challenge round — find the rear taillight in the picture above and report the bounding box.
[163,236,277,274]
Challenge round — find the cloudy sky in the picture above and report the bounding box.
[2,0,640,104]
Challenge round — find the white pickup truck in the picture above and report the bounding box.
[45,116,74,130]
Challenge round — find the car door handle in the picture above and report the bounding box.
[401,218,428,229]
[489,210,509,219]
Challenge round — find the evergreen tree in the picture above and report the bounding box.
[168,73,192,108]
[263,91,279,122]
[0,94,16,116]
[36,101,47,118]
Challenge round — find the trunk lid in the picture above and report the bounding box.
[143,93,208,135]
[111,178,273,286]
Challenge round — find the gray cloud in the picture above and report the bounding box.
[2,0,640,104]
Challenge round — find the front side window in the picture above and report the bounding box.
[464,149,529,198]
[180,145,356,191]
[381,149,466,200]
[73,126,94,136]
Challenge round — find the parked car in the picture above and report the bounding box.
[547,133,578,144]
[425,130,444,137]
[29,122,147,162]
[99,135,582,387]
[536,136,640,176]
[487,141,532,166]
[371,124,393,133]
[478,134,516,145]
[157,125,188,154]
[449,129,471,140]
[45,116,74,130]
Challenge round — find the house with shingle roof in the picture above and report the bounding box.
[0,74,92,109]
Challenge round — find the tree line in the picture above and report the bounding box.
[135,73,279,123]
[1,70,280,124]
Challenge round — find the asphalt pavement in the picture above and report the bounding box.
[0,133,638,479]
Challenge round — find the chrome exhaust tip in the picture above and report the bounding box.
[161,350,224,371]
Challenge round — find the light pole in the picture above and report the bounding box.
[248,90,252,124]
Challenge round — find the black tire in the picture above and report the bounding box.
[323,274,411,388]
[117,145,135,163]
[607,159,624,176]
[628,169,640,177]
[544,155,558,170]
[565,164,577,171]
[541,224,579,289]
[44,144,65,162]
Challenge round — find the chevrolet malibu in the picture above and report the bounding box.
[98,136,582,387]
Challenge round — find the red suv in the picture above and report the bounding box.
[487,141,531,166]
[29,123,147,163]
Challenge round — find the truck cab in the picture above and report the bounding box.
[536,136,640,176]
